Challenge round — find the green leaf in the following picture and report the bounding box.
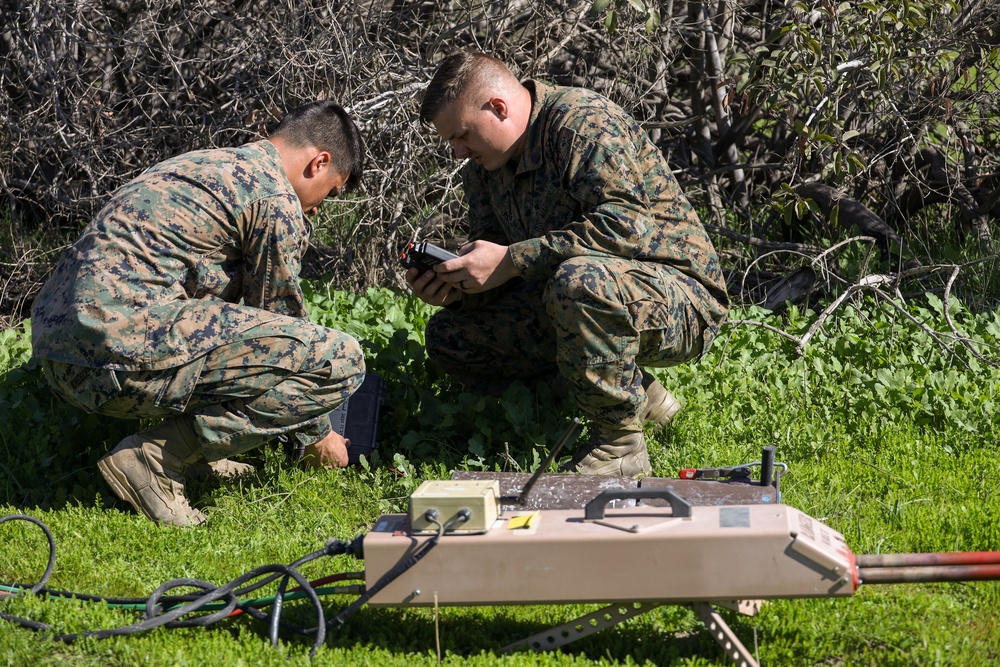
[605,8,618,32]
[645,8,660,33]
[588,0,612,16]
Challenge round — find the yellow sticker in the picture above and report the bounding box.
[507,511,540,529]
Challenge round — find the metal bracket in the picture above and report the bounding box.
[502,601,662,652]
[504,600,759,667]
[690,601,760,667]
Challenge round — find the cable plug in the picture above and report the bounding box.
[340,534,365,560]
[443,508,472,532]
[324,538,350,557]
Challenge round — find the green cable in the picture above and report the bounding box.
[1,584,362,612]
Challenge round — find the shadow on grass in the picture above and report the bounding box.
[2,319,581,513]
[235,604,730,665]
[0,358,137,511]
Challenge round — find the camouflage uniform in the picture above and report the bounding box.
[426,81,729,429]
[31,140,365,460]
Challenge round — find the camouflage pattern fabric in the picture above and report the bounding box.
[428,258,705,428]
[428,81,729,429]
[32,140,311,370]
[31,140,364,452]
[41,319,364,458]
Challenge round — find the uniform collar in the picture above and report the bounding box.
[259,139,312,232]
[515,79,556,174]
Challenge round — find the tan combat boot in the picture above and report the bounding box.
[186,459,254,479]
[564,423,652,478]
[641,374,681,428]
[97,417,207,527]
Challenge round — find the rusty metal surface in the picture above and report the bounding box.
[450,471,777,510]
[450,472,637,511]
[858,564,1000,584]
[856,552,1000,568]
[638,477,778,506]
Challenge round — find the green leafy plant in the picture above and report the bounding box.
[2,283,1000,665]
[588,0,660,34]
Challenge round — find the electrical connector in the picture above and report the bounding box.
[408,480,499,533]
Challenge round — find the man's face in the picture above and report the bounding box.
[301,167,349,217]
[432,97,514,171]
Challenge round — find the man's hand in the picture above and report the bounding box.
[405,240,519,304]
[301,430,350,469]
[436,241,519,293]
[405,267,463,307]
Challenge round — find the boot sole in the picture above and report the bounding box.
[572,459,652,478]
[186,459,255,480]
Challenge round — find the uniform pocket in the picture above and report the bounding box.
[43,361,123,414]
[153,353,208,413]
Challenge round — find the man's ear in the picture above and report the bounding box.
[307,150,332,177]
[488,97,509,121]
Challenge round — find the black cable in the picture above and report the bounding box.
[270,571,291,647]
[145,578,239,627]
[264,536,363,641]
[8,538,352,609]
[3,507,459,653]
[0,514,59,633]
[0,515,56,594]
[49,562,329,656]
[328,508,471,630]
[1,513,360,658]
[0,612,49,630]
[443,509,472,532]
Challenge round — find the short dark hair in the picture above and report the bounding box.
[419,50,512,125]
[271,100,365,191]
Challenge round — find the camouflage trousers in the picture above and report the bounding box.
[426,256,716,429]
[41,317,365,461]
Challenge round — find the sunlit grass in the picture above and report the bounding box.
[2,287,999,666]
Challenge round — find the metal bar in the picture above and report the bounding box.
[859,563,1000,585]
[502,601,661,653]
[857,552,1000,568]
[690,602,759,667]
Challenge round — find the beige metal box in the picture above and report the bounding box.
[364,503,856,606]
[408,479,500,534]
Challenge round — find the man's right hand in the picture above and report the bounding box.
[302,430,350,469]
[405,267,462,307]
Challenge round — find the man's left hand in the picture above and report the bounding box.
[405,267,463,307]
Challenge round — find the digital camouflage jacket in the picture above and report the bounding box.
[31,140,309,370]
[461,80,729,335]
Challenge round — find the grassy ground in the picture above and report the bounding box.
[2,289,999,666]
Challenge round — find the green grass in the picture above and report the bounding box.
[2,286,999,666]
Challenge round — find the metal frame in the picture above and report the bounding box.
[503,600,759,667]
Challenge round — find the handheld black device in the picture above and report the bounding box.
[399,241,458,272]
